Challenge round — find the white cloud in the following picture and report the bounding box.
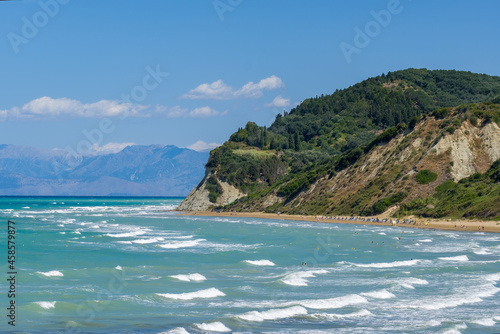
[166,105,189,118]
[181,80,234,100]
[166,105,226,118]
[181,75,284,100]
[187,140,221,152]
[189,106,220,118]
[0,97,228,121]
[90,142,135,155]
[0,96,148,119]
[266,95,291,108]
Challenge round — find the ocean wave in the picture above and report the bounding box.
[294,294,367,309]
[237,305,308,322]
[159,328,190,334]
[244,259,276,266]
[156,288,225,300]
[407,277,429,285]
[361,289,396,299]
[402,283,499,310]
[438,255,469,262]
[470,317,497,326]
[194,321,231,332]
[441,323,467,334]
[37,270,64,277]
[354,259,420,268]
[472,248,491,255]
[132,237,164,244]
[484,273,500,283]
[418,239,432,242]
[170,273,206,282]
[115,265,122,270]
[281,269,329,286]
[106,230,147,238]
[399,277,429,289]
[309,309,372,320]
[33,301,56,309]
[159,239,205,249]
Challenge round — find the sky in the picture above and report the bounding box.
[1,0,500,153]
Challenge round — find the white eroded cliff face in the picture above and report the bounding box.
[176,172,245,211]
[434,121,500,181]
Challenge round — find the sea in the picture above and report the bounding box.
[1,197,499,334]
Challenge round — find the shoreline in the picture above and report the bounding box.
[178,211,500,233]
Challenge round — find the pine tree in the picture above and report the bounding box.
[294,131,300,151]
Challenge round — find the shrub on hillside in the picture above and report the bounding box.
[416,169,438,184]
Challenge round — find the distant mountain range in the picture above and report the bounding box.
[0,144,209,196]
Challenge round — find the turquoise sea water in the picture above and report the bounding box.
[1,197,499,333]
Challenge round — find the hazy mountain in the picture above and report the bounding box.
[0,144,209,196]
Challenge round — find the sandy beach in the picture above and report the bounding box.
[180,211,500,233]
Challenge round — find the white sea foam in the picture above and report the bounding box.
[403,283,499,310]
[484,273,500,282]
[438,255,469,262]
[425,320,442,327]
[400,277,429,289]
[281,269,329,286]
[194,322,231,332]
[354,259,420,268]
[132,237,164,244]
[156,288,225,300]
[34,301,56,309]
[159,328,190,334]
[407,277,429,285]
[159,239,205,249]
[419,239,432,242]
[244,259,275,266]
[117,241,133,244]
[309,309,372,320]
[115,265,122,271]
[237,306,308,322]
[294,294,368,309]
[378,232,386,235]
[473,248,491,255]
[106,230,147,238]
[170,273,206,282]
[470,317,497,326]
[361,289,396,299]
[441,323,467,334]
[37,270,63,277]
[169,235,194,239]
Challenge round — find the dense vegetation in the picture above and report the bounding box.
[416,170,438,184]
[219,69,500,158]
[204,69,500,218]
[400,160,500,219]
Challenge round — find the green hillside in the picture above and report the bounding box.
[194,69,500,219]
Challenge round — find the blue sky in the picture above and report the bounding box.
[1,0,500,153]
